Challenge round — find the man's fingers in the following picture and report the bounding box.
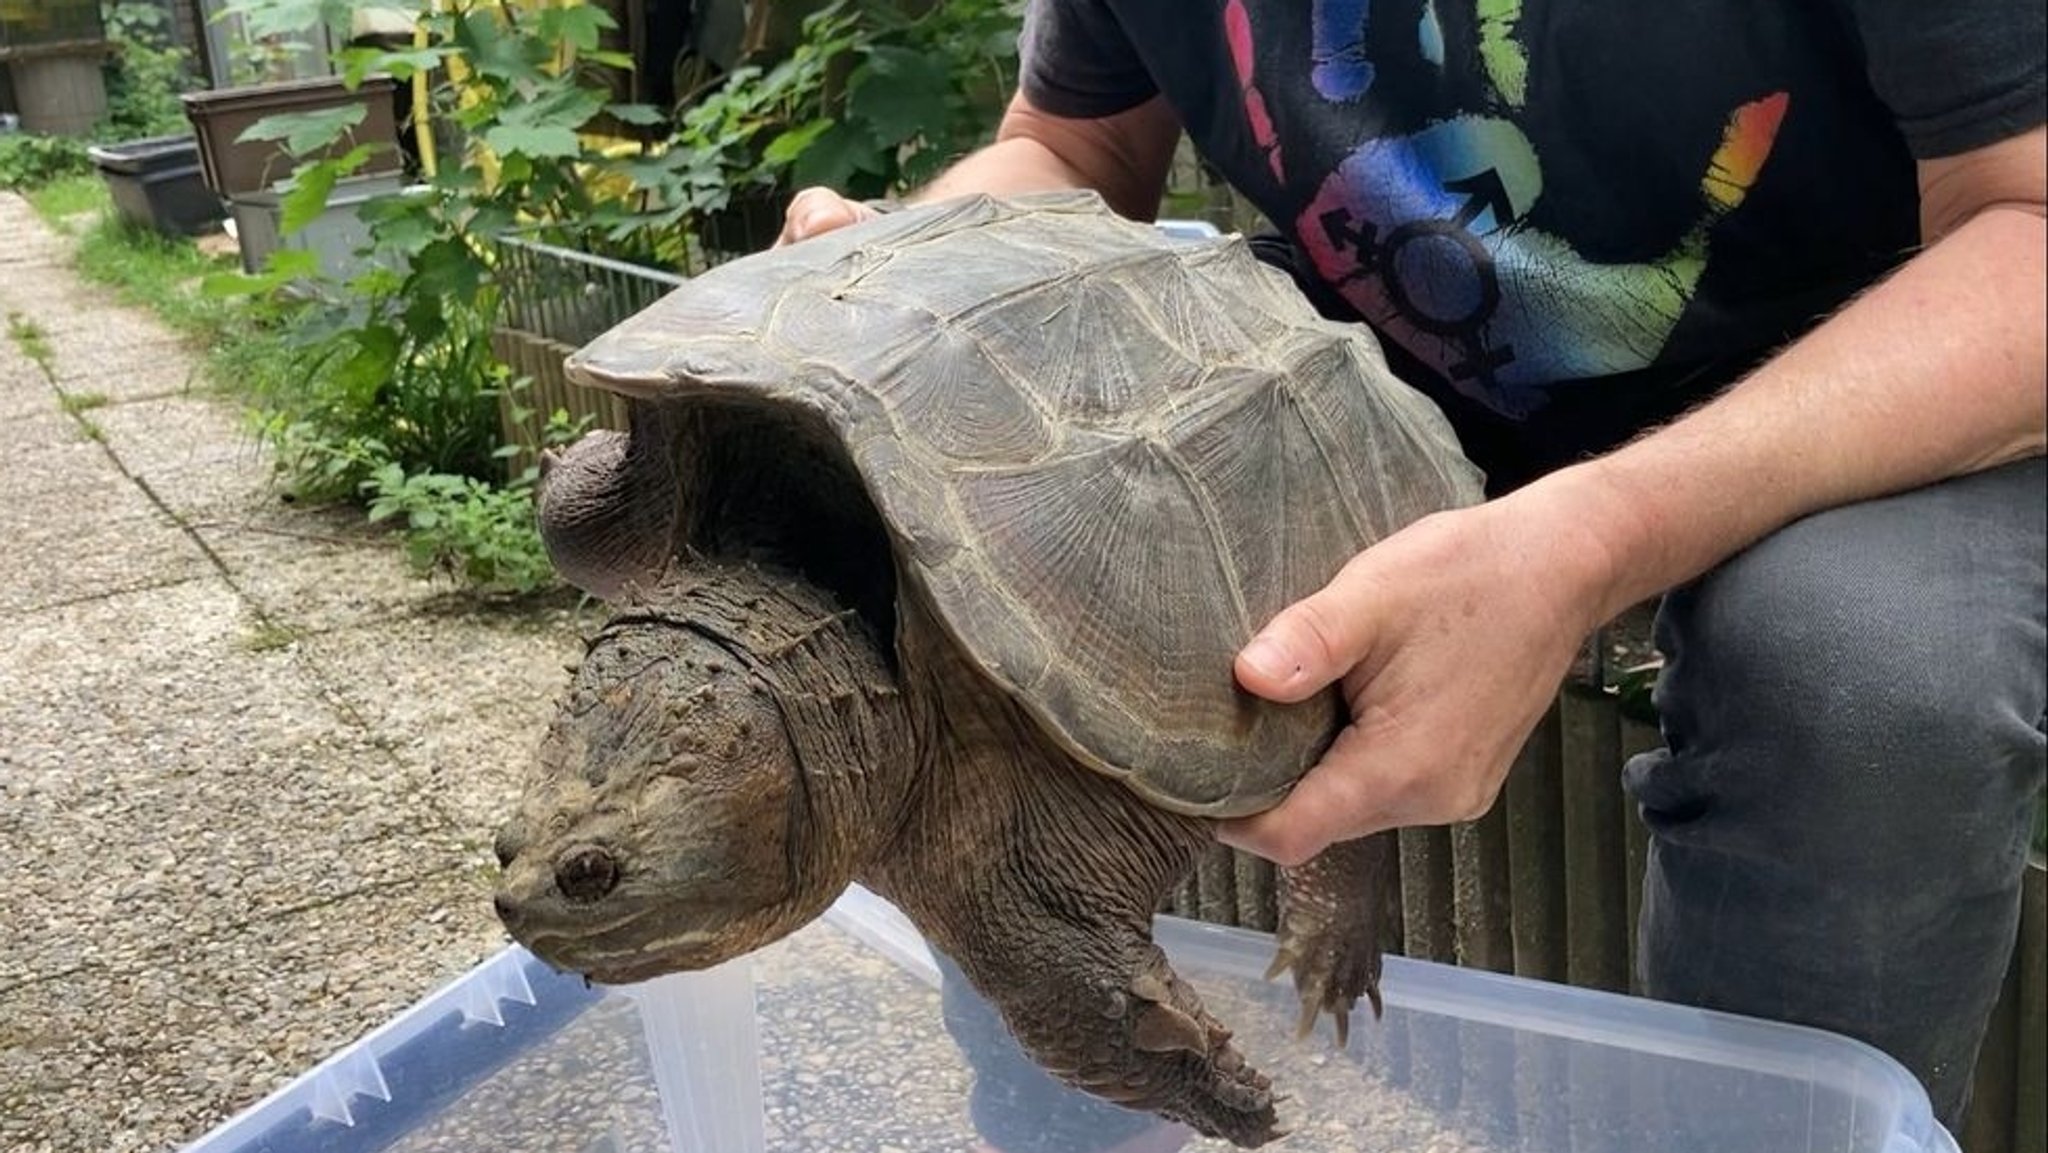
[775,186,874,247]
[1234,563,1381,703]
[1215,726,1390,866]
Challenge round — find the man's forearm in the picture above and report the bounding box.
[907,94,1182,221]
[909,136,1095,205]
[1528,204,2047,624]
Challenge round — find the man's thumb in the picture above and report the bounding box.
[1233,590,1370,703]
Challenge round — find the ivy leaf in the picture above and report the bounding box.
[760,119,832,167]
[335,323,401,396]
[411,237,483,302]
[453,9,537,83]
[339,45,444,86]
[236,105,366,157]
[264,248,321,282]
[199,269,283,298]
[278,162,340,235]
[848,46,951,147]
[605,103,667,126]
[483,121,581,160]
[539,4,614,53]
[364,202,440,258]
[790,121,886,190]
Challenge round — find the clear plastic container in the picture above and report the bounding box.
[178,884,1960,1153]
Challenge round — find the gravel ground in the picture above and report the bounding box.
[0,194,600,1153]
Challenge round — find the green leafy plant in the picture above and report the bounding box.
[59,390,109,414]
[768,0,1023,196]
[102,0,201,139]
[5,311,53,371]
[77,211,251,344]
[192,0,1020,597]
[0,133,92,190]
[363,408,589,594]
[630,0,1022,246]
[364,463,555,593]
[28,172,109,226]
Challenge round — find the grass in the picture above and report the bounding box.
[58,390,108,415]
[28,175,111,232]
[74,217,246,347]
[238,619,298,653]
[5,311,53,373]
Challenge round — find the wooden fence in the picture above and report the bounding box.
[483,218,2046,1153]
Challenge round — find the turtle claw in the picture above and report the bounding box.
[1272,832,1395,1049]
[1262,945,1298,985]
[1095,954,1283,1143]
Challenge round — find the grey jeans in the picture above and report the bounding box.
[1623,456,2047,1127]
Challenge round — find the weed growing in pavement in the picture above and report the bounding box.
[5,311,53,373]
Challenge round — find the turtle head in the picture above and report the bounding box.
[492,614,849,984]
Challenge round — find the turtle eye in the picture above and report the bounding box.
[555,845,620,902]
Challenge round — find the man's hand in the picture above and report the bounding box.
[774,186,881,247]
[1219,494,1613,867]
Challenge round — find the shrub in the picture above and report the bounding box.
[102,0,201,139]
[0,133,92,190]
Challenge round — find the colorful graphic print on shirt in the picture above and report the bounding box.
[1224,0,1788,417]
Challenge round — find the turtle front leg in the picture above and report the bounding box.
[976,925,1280,1146]
[870,765,1283,1145]
[1265,832,1396,1048]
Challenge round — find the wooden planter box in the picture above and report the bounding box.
[180,74,402,198]
[88,134,224,237]
[0,40,109,136]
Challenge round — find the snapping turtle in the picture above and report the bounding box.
[491,190,1483,1145]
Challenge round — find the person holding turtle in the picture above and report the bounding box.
[776,0,2046,1139]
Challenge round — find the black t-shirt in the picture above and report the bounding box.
[1019,0,2046,487]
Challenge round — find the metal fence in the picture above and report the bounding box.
[484,231,688,466]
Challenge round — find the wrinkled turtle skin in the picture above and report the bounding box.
[493,190,1484,1145]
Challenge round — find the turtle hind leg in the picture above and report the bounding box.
[1267,831,1396,1049]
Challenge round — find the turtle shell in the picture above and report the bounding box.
[562,190,1485,818]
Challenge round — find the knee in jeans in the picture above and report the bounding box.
[1660,516,2024,826]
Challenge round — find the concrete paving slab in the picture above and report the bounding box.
[136,452,285,527]
[0,575,487,981]
[0,339,50,418]
[5,278,149,337]
[9,408,120,501]
[0,869,505,1153]
[45,330,207,401]
[290,603,598,833]
[81,395,257,476]
[1,189,597,1153]
[86,395,278,523]
[0,237,68,270]
[1,472,212,613]
[196,503,469,633]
